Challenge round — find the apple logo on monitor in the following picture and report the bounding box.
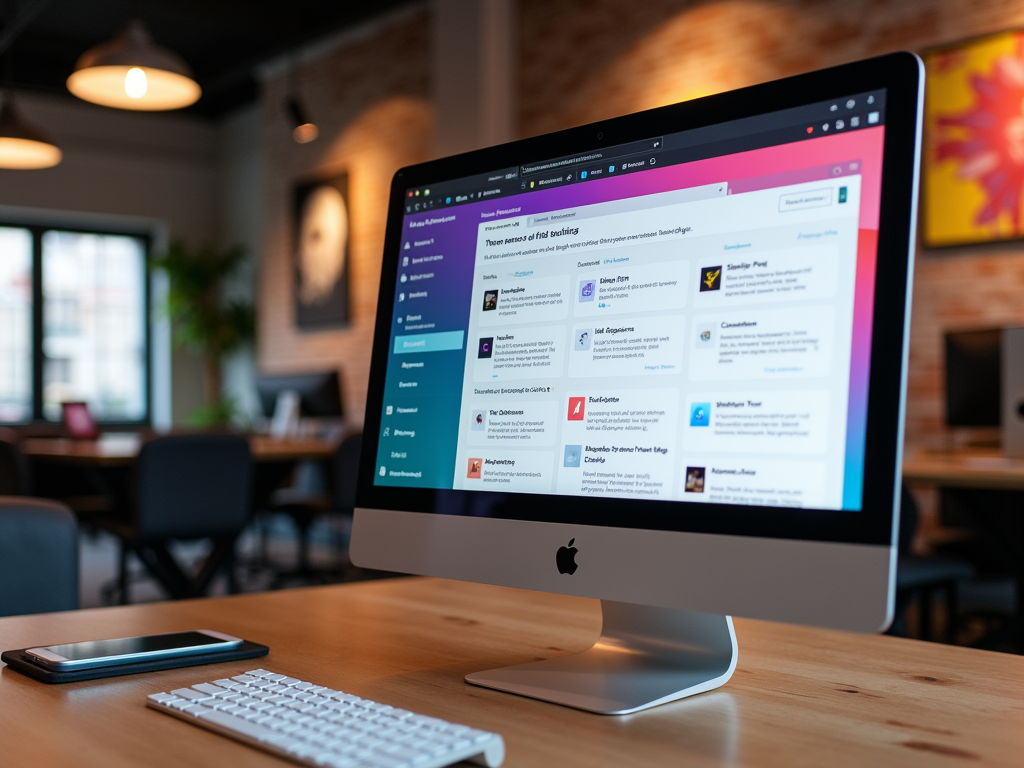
[556,538,579,575]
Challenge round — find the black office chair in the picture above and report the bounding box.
[264,433,361,585]
[0,427,31,496]
[96,434,252,604]
[0,497,78,616]
[892,485,973,642]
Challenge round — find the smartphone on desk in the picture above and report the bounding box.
[26,630,243,670]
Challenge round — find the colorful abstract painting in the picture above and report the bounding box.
[924,31,1024,247]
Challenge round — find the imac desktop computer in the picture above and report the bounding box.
[351,52,924,714]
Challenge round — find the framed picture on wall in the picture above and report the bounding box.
[293,172,351,329]
[923,30,1024,247]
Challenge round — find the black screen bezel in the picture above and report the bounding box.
[356,52,921,547]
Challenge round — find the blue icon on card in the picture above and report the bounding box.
[581,171,588,179]
[563,445,582,468]
[690,402,711,427]
[608,165,615,172]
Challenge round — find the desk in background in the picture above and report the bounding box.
[0,577,1020,767]
[20,434,338,513]
[21,435,337,467]
[903,446,1024,491]
[903,446,1024,649]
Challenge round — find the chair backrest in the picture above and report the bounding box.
[136,434,252,540]
[0,428,30,496]
[898,483,919,555]
[0,497,78,616]
[332,433,362,512]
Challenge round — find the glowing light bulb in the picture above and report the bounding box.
[125,67,148,98]
[293,123,318,143]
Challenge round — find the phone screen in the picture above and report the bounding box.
[45,631,234,661]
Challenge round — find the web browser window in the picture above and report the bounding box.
[377,92,886,512]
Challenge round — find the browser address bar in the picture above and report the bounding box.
[520,137,664,176]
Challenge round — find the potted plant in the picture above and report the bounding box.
[152,241,255,427]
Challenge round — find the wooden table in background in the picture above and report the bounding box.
[0,577,1020,767]
[903,445,1024,651]
[21,435,337,467]
[903,446,1024,491]
[21,434,339,517]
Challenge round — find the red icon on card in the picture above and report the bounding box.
[567,397,586,421]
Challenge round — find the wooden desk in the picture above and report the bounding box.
[903,446,1024,491]
[21,435,337,467]
[0,578,1020,767]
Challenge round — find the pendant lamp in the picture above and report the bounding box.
[288,98,318,144]
[0,95,62,169]
[66,20,201,110]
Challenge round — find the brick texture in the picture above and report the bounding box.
[259,9,433,427]
[260,0,1024,444]
[518,0,1024,445]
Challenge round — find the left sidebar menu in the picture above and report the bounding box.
[374,211,477,488]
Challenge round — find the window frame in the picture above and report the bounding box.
[0,218,153,427]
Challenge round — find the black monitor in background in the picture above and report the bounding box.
[255,371,343,419]
[945,329,1001,427]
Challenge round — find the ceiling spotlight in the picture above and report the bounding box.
[66,20,201,110]
[288,98,318,144]
[0,96,62,170]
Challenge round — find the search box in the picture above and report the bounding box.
[779,188,833,212]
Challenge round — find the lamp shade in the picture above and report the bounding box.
[288,98,318,143]
[0,98,62,170]
[66,20,201,110]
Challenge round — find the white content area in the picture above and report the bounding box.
[453,175,862,510]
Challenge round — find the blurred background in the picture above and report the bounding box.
[1,0,1023,654]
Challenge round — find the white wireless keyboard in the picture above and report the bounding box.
[147,668,505,768]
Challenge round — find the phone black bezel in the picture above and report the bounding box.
[355,52,921,547]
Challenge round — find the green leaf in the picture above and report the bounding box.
[151,240,256,357]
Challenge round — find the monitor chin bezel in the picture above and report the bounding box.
[350,507,894,633]
[357,52,923,549]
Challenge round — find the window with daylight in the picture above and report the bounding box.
[0,223,150,425]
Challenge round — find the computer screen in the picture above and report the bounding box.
[373,92,889,513]
[945,328,1001,427]
[255,371,343,419]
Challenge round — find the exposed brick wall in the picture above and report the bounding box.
[260,0,1024,443]
[519,0,1024,444]
[258,9,433,427]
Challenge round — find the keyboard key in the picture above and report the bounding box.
[171,688,210,701]
[265,734,304,750]
[197,709,277,740]
[192,683,228,696]
[180,703,217,717]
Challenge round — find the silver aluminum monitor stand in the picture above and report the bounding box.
[465,601,737,715]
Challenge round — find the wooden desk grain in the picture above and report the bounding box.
[0,578,1021,767]
[21,435,336,467]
